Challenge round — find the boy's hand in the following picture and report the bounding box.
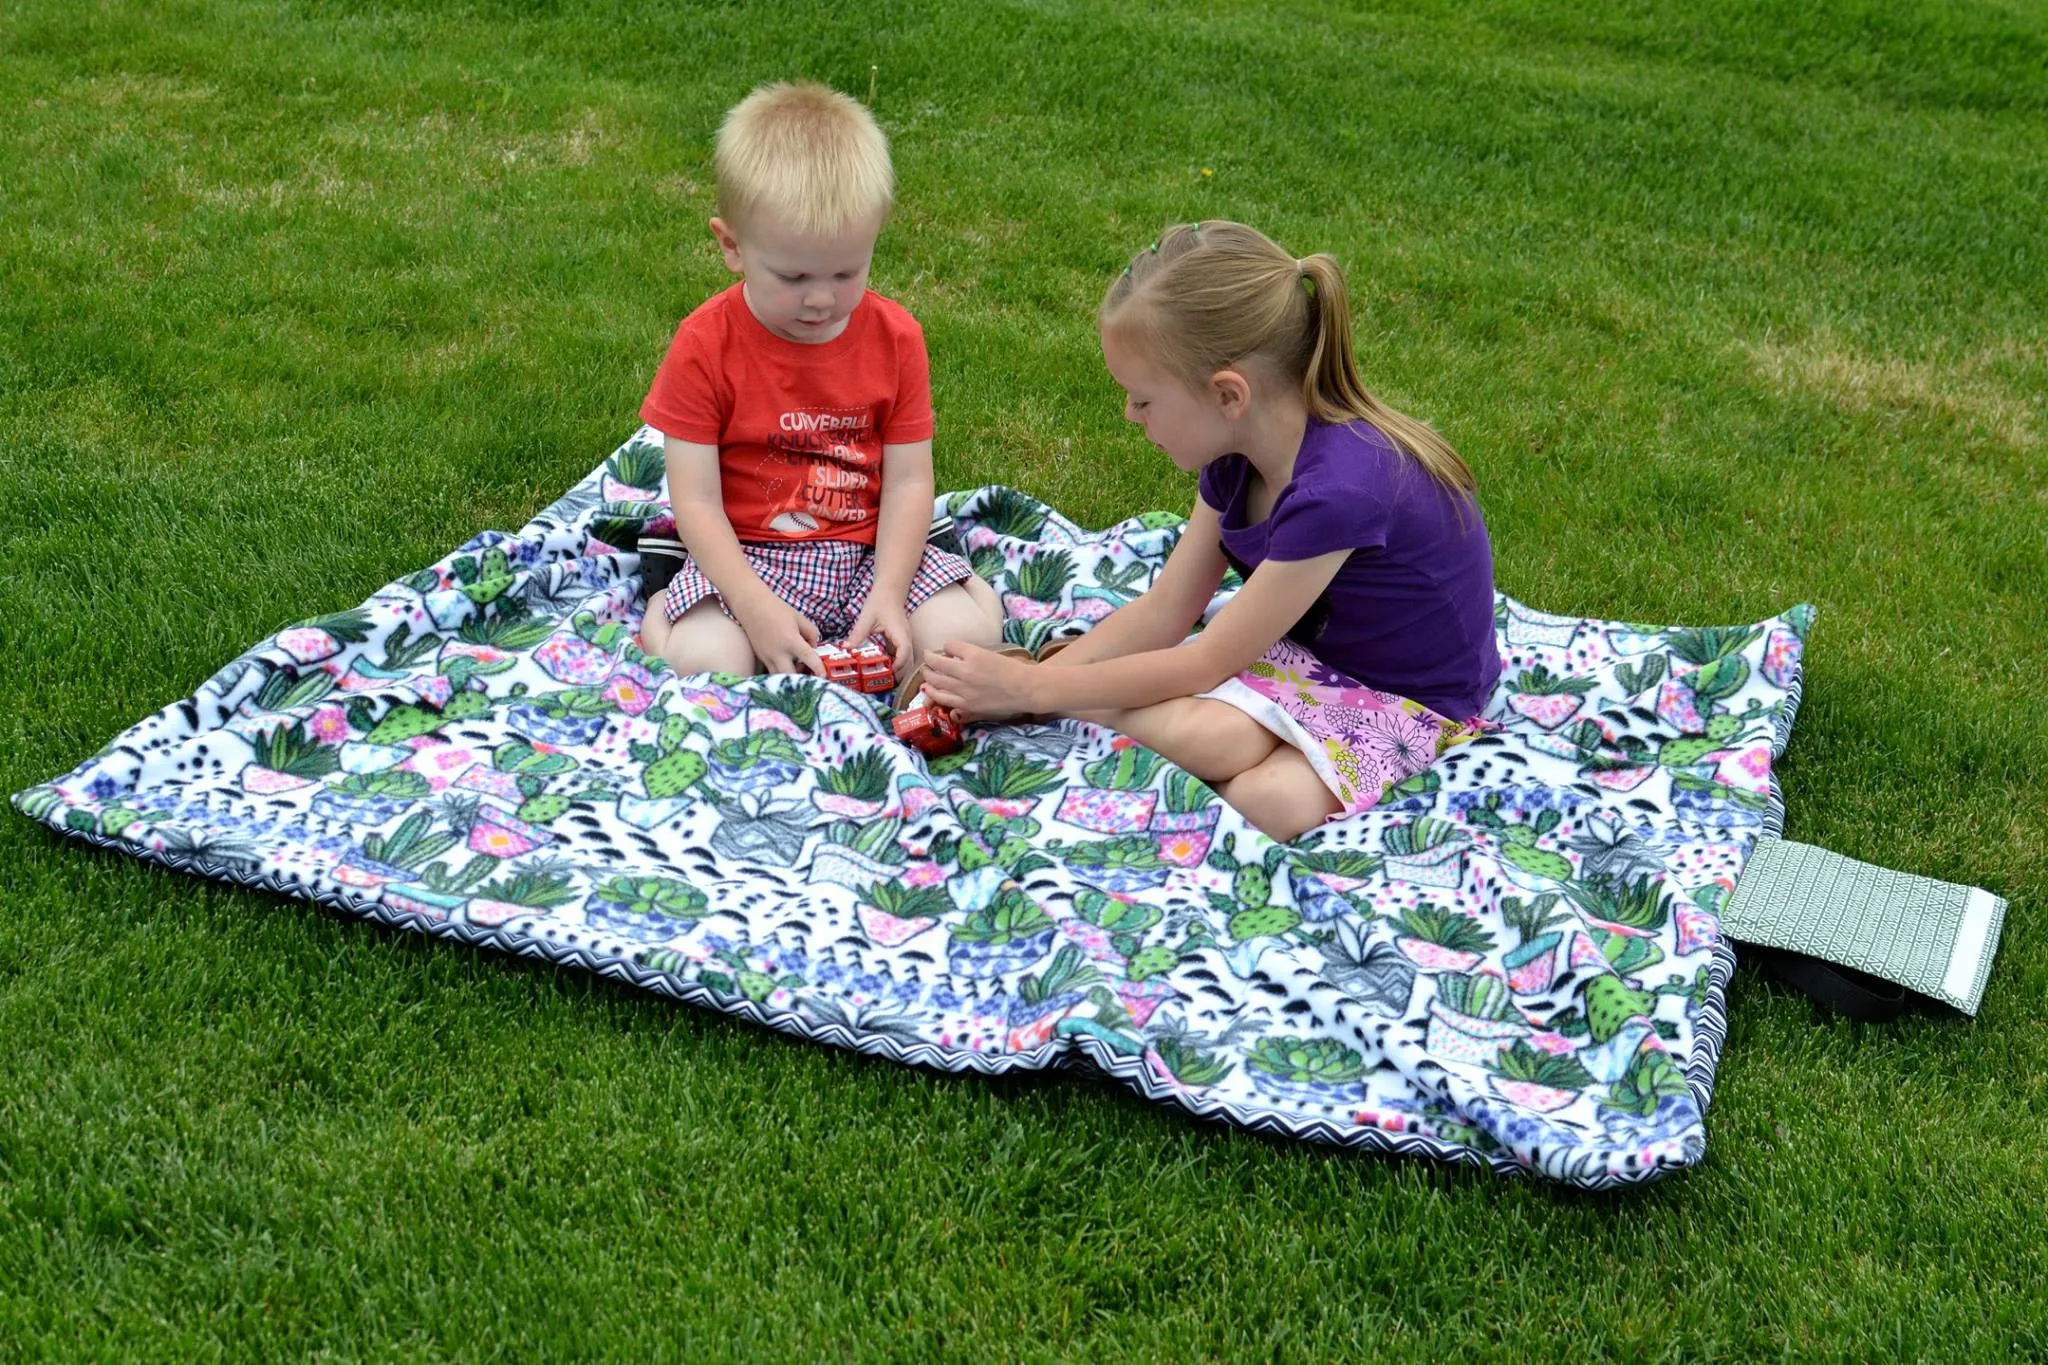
[736,599,824,676]
[846,600,915,677]
[919,642,1041,722]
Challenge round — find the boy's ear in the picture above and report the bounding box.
[708,216,744,274]
[1210,368,1253,418]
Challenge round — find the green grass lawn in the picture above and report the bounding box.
[4,0,2045,1355]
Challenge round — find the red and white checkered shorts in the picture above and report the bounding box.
[662,539,976,642]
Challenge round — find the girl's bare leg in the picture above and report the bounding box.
[1216,746,1342,843]
[646,599,758,677]
[1068,697,1283,787]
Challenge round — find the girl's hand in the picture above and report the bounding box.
[845,599,916,677]
[920,642,1041,721]
[736,599,823,676]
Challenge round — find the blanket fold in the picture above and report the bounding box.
[14,428,1812,1188]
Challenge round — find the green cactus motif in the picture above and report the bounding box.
[1124,944,1183,981]
[1602,1046,1689,1118]
[1465,798,1573,880]
[1244,1036,1366,1085]
[1491,1039,1595,1090]
[251,721,341,779]
[1584,974,1657,1044]
[364,704,444,747]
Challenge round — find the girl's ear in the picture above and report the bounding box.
[1210,368,1253,419]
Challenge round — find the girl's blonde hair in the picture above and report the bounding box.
[1100,221,1476,497]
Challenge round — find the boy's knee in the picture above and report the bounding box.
[656,603,757,677]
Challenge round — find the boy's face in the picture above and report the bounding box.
[711,211,881,344]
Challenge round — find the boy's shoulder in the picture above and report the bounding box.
[858,289,926,343]
[674,281,747,338]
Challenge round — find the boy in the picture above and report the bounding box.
[637,81,1003,682]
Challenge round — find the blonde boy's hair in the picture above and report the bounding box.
[715,81,894,237]
[1102,221,1477,499]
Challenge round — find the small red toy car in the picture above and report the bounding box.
[816,642,896,694]
[892,700,963,756]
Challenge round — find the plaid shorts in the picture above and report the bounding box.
[662,538,976,642]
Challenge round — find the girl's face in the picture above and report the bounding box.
[1099,329,1236,472]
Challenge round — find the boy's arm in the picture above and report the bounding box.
[846,438,934,668]
[665,435,823,673]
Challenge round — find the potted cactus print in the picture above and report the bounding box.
[582,875,708,943]
[1209,842,1300,942]
[706,794,815,865]
[856,878,951,947]
[1506,665,1597,730]
[1669,771,1767,834]
[466,805,552,859]
[314,768,431,824]
[811,748,895,818]
[276,608,372,664]
[1243,1035,1368,1107]
[708,729,804,795]
[810,816,906,892]
[461,862,581,927]
[1600,1045,1689,1120]
[958,746,1064,819]
[602,442,665,501]
[1072,887,1163,962]
[1465,797,1575,890]
[509,687,612,747]
[1001,549,1074,621]
[1055,738,1163,833]
[1149,769,1222,866]
[242,720,340,795]
[1500,600,1580,648]
[1487,1038,1596,1113]
[338,811,459,888]
[1393,903,1497,972]
[749,677,824,741]
[947,888,1057,978]
[1381,816,1470,889]
[1500,894,1570,994]
[1006,945,1102,1048]
[1425,969,1527,1066]
[1060,834,1173,894]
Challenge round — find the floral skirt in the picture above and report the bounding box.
[1197,639,1484,818]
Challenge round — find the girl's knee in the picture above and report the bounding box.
[1220,753,1340,844]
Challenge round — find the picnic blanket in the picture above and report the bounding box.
[14,427,1811,1188]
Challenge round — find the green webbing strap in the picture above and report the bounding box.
[1721,838,2007,1018]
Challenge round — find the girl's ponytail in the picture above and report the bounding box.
[1299,254,1476,499]
[1104,222,1477,502]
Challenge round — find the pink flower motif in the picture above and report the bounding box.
[902,860,945,887]
[308,705,350,743]
[1529,1031,1576,1055]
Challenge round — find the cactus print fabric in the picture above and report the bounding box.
[14,427,1810,1189]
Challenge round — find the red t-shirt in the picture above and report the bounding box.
[639,284,934,545]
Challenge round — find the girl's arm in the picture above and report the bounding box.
[1036,500,1231,667]
[922,501,1349,717]
[666,435,822,673]
[846,439,934,670]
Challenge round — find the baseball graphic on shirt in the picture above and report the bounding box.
[768,510,821,533]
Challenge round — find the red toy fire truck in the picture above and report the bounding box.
[816,642,896,694]
[892,695,963,756]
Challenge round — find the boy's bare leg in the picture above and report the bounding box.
[1067,697,1282,788]
[907,581,1004,661]
[1216,746,1342,843]
[646,598,758,677]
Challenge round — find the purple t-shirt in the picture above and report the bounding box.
[1198,419,1500,720]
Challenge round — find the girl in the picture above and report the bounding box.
[918,221,1501,842]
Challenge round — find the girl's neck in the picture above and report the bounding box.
[1234,390,1311,489]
